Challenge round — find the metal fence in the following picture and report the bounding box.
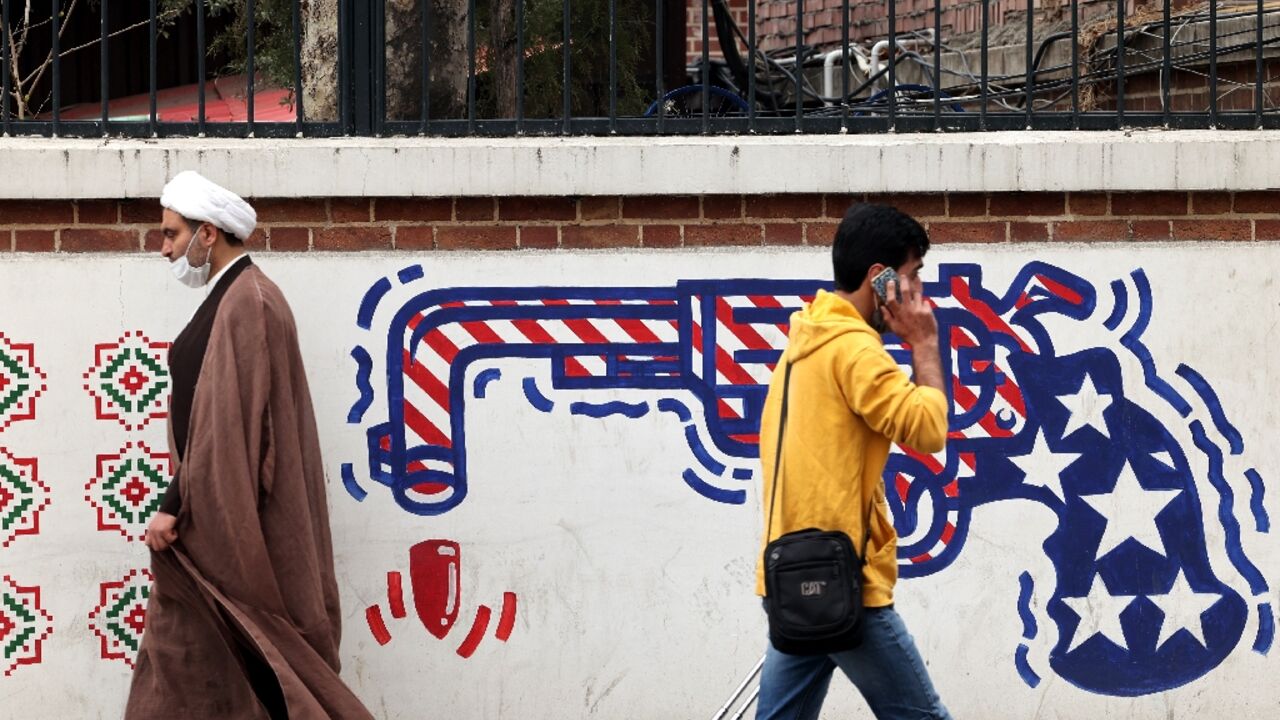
[1,0,1277,137]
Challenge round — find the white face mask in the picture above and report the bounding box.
[170,230,214,289]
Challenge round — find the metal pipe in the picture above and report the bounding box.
[293,0,303,134]
[100,0,108,131]
[710,654,765,720]
[52,0,60,134]
[197,0,206,134]
[149,0,157,135]
[248,0,256,133]
[702,0,710,133]
[562,0,570,133]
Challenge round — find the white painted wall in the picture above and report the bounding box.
[0,131,1278,199]
[0,246,1276,719]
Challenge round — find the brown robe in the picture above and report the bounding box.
[126,262,373,719]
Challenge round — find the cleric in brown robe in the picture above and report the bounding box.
[127,171,373,719]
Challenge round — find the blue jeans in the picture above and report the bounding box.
[756,607,952,720]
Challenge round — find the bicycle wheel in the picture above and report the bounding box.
[644,85,752,118]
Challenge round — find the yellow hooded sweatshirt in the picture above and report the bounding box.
[755,290,949,607]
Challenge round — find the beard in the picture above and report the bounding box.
[870,306,890,334]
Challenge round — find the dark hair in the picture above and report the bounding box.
[831,203,930,291]
[184,217,244,247]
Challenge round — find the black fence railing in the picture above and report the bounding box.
[0,0,1277,137]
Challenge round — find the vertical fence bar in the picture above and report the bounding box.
[338,0,348,133]
[794,0,803,131]
[1115,0,1124,123]
[1024,0,1033,127]
[292,0,303,133]
[841,0,849,130]
[149,0,157,135]
[749,0,757,131]
[934,0,942,129]
[1257,0,1264,126]
[1161,0,1170,125]
[374,0,385,134]
[609,0,616,132]
[516,0,525,132]
[468,0,477,133]
[420,0,429,133]
[100,0,109,131]
[980,0,988,129]
[197,0,207,133]
[1071,0,1079,128]
[248,0,257,133]
[562,0,571,133]
[1209,0,1218,124]
[51,0,60,134]
[655,0,665,132]
[888,0,897,129]
[701,0,710,133]
[1,0,9,133]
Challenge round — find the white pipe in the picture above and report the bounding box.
[822,44,865,106]
[869,31,937,87]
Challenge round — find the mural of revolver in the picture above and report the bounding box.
[346,261,1271,696]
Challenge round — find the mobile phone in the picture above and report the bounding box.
[871,267,901,303]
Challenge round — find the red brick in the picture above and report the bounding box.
[1131,221,1172,241]
[1233,191,1280,214]
[1052,221,1130,242]
[1067,192,1109,216]
[437,226,518,250]
[76,201,118,224]
[865,194,946,219]
[0,200,75,225]
[685,223,763,246]
[1111,192,1187,216]
[331,198,371,223]
[804,222,839,245]
[243,228,268,251]
[1171,220,1252,241]
[14,230,55,252]
[947,193,988,217]
[1190,192,1233,215]
[1255,220,1280,240]
[823,195,864,218]
[120,199,161,224]
[642,225,682,248]
[269,227,311,251]
[1010,222,1049,242]
[500,197,577,222]
[989,193,1065,217]
[60,228,139,252]
[313,226,393,250]
[519,226,559,249]
[703,196,743,219]
[929,221,1006,243]
[764,223,804,246]
[253,199,328,223]
[143,229,164,252]
[456,198,497,221]
[375,198,452,222]
[623,196,700,220]
[562,224,641,249]
[395,226,435,250]
[744,195,825,219]
[580,197,620,221]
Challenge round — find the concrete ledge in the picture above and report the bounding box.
[0,130,1277,198]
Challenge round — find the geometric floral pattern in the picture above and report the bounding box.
[0,332,48,432]
[83,330,170,431]
[0,450,47,549]
[85,442,172,542]
[88,568,153,669]
[0,575,53,677]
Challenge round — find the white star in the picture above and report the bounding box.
[1081,461,1182,560]
[1009,428,1081,503]
[1057,373,1115,439]
[1149,569,1221,649]
[1061,574,1137,653]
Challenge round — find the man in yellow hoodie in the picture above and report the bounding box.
[755,204,952,720]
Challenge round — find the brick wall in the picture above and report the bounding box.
[3,191,1277,252]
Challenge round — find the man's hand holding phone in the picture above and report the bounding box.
[876,271,944,394]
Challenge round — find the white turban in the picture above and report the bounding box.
[160,171,257,242]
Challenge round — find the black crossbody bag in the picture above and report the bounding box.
[762,362,872,656]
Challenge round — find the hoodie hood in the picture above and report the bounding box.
[785,289,880,362]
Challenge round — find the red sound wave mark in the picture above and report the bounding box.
[456,605,492,658]
[496,592,517,642]
[366,605,392,646]
[388,571,406,619]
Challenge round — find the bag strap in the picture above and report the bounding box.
[765,360,874,562]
